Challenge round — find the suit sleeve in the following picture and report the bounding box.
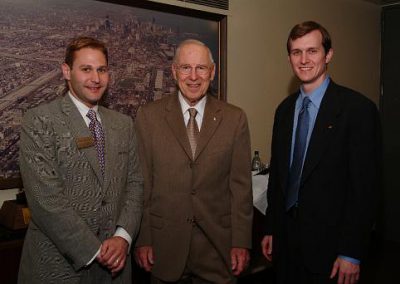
[115,117,144,243]
[338,99,381,259]
[230,110,253,248]
[265,108,280,236]
[134,107,153,247]
[19,109,100,270]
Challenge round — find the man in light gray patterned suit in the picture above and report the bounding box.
[18,36,143,283]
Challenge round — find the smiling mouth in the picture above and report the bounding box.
[187,83,201,88]
[86,86,102,91]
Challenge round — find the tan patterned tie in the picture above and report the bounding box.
[187,108,199,158]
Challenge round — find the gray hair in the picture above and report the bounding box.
[173,39,215,64]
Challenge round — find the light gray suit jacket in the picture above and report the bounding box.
[18,95,143,284]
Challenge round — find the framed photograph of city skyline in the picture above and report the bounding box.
[0,0,227,189]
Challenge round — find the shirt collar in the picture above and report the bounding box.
[68,91,100,120]
[178,91,207,119]
[299,76,330,109]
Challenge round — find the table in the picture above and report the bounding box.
[252,171,269,214]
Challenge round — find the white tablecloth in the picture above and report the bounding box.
[252,171,268,215]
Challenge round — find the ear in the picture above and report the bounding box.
[325,48,333,64]
[210,64,216,81]
[171,64,178,81]
[61,63,71,80]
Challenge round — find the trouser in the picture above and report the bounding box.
[276,206,336,284]
[151,225,236,284]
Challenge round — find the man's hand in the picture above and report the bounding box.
[134,246,154,272]
[231,247,250,276]
[261,235,273,261]
[96,236,128,275]
[330,257,360,284]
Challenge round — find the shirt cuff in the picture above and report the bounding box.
[114,226,132,253]
[86,246,101,266]
[338,255,360,265]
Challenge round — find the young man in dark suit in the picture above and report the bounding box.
[262,21,380,284]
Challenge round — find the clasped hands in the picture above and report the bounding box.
[96,236,129,277]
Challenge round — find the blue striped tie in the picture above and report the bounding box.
[286,96,311,210]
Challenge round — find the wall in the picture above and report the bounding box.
[1,0,381,205]
[150,0,381,163]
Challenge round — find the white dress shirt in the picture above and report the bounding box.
[178,91,207,130]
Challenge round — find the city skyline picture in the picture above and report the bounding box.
[0,0,222,184]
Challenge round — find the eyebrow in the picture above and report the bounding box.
[291,46,320,51]
[77,64,108,68]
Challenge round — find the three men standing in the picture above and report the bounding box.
[18,37,143,283]
[17,21,379,284]
[134,39,253,283]
[262,21,380,284]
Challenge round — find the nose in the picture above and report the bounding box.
[189,67,198,80]
[91,71,100,83]
[300,51,308,64]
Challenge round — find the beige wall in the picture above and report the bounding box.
[231,0,381,163]
[0,0,382,206]
[151,0,381,163]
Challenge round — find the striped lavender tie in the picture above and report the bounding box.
[86,109,105,177]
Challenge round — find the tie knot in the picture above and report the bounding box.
[86,109,97,121]
[302,96,311,109]
[188,108,197,118]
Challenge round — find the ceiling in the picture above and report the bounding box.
[363,0,400,5]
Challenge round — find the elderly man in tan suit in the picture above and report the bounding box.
[134,39,253,283]
[18,36,143,283]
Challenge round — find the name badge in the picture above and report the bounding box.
[76,136,95,149]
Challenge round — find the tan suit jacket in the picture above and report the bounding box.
[18,95,143,283]
[135,94,253,281]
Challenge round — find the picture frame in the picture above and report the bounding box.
[0,0,227,190]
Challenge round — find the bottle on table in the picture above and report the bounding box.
[251,150,262,171]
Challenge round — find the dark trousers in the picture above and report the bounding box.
[276,207,336,284]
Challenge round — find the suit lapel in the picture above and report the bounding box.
[99,107,117,192]
[61,95,103,183]
[195,95,222,160]
[301,82,342,183]
[278,95,297,194]
[165,95,193,160]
